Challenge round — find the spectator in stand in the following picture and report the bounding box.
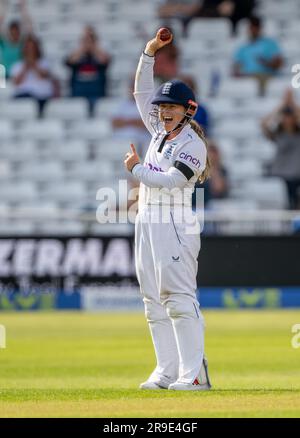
[261,89,300,210]
[0,0,33,78]
[111,78,151,160]
[178,74,211,136]
[153,29,179,83]
[10,35,55,116]
[158,0,256,35]
[65,26,111,116]
[192,140,228,209]
[233,16,283,94]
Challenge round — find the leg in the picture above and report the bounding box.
[37,99,48,118]
[143,298,179,386]
[151,212,210,387]
[87,97,97,117]
[286,179,300,210]
[135,211,179,387]
[164,294,205,383]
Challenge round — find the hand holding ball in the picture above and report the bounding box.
[158,27,172,42]
[145,28,173,56]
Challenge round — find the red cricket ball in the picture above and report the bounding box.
[158,27,172,41]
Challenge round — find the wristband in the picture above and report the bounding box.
[143,51,154,58]
[131,163,140,174]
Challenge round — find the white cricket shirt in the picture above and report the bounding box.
[132,52,207,209]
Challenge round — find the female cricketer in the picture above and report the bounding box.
[124,30,211,391]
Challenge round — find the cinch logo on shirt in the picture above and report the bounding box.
[179,152,201,169]
[145,162,164,172]
[162,82,172,95]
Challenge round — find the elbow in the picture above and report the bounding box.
[165,179,186,191]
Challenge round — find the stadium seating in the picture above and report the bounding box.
[188,18,231,41]
[0,182,38,203]
[266,78,294,98]
[0,0,297,235]
[55,140,90,162]
[0,221,36,235]
[0,121,14,141]
[41,181,86,203]
[37,221,86,235]
[0,141,36,161]
[71,120,111,141]
[20,120,65,142]
[17,161,65,182]
[44,98,88,121]
[218,78,258,99]
[214,119,261,139]
[0,99,38,121]
[94,98,122,118]
[232,178,289,209]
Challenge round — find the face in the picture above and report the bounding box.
[282,113,297,130]
[159,103,186,132]
[248,23,261,40]
[24,40,39,60]
[82,26,97,50]
[9,24,21,43]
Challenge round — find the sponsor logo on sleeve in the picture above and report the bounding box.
[179,152,201,169]
[145,162,164,172]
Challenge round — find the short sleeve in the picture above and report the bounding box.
[234,46,244,64]
[265,38,281,59]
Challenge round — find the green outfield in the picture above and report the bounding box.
[0,310,300,418]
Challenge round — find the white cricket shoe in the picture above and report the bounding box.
[168,357,212,391]
[168,381,211,391]
[139,380,169,390]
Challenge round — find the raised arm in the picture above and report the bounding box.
[0,0,8,35]
[134,29,173,134]
[20,0,34,35]
[261,108,280,140]
[261,89,297,140]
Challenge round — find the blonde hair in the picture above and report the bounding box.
[189,119,210,183]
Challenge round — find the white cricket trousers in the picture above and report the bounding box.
[135,206,205,385]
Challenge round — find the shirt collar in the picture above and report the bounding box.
[163,123,191,142]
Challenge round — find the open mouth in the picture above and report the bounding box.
[163,117,173,123]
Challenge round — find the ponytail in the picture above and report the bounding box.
[189,120,210,183]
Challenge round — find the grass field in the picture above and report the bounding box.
[0,310,300,418]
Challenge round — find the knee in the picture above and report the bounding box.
[144,299,167,323]
[164,296,203,321]
[165,300,191,319]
